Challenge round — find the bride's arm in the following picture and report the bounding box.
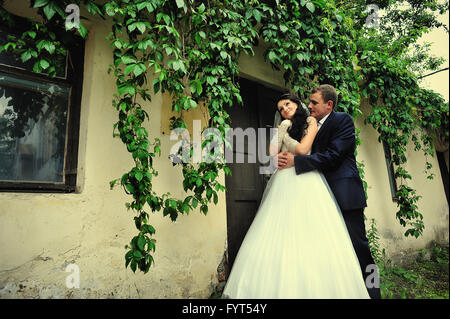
[268,143,279,157]
[283,117,318,155]
[269,119,291,156]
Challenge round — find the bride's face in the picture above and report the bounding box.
[277,99,298,120]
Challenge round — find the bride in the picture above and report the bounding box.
[222,93,370,299]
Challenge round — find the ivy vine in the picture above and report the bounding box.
[361,49,449,237]
[104,0,261,273]
[1,0,448,274]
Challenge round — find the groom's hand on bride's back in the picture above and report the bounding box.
[277,151,294,169]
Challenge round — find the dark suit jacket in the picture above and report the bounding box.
[294,111,367,211]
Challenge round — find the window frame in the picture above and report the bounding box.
[0,21,84,193]
[436,150,449,204]
[382,140,398,202]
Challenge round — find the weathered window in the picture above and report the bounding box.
[382,140,398,201]
[0,23,84,193]
[436,151,449,203]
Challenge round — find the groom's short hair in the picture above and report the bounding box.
[312,84,338,108]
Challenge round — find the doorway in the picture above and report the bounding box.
[224,77,283,270]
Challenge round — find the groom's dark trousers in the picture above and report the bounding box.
[294,111,381,299]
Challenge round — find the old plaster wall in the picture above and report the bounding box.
[0,2,227,299]
[355,99,449,263]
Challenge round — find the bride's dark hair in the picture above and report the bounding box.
[276,93,309,141]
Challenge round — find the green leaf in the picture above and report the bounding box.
[306,2,315,13]
[268,51,277,62]
[43,3,56,20]
[137,236,146,250]
[118,85,135,96]
[134,63,146,77]
[125,250,133,268]
[215,116,224,125]
[133,250,143,259]
[156,13,171,25]
[223,166,231,176]
[21,51,32,63]
[125,183,135,194]
[192,197,198,208]
[135,22,146,34]
[33,0,48,8]
[175,0,185,9]
[109,179,117,190]
[25,31,37,39]
[206,76,218,85]
[127,22,137,32]
[144,224,156,235]
[122,56,137,64]
[136,2,147,11]
[152,78,160,94]
[165,46,173,56]
[78,22,88,38]
[163,207,178,221]
[135,171,143,182]
[171,60,186,73]
[189,80,202,95]
[36,40,45,52]
[253,9,262,22]
[125,64,136,75]
[154,144,161,155]
[149,239,156,253]
[146,3,155,13]
[85,1,102,15]
[181,203,190,214]
[130,260,137,272]
[39,59,50,69]
[43,42,55,54]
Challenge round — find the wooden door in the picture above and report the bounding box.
[225,77,283,269]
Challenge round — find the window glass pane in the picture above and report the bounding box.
[0,72,70,183]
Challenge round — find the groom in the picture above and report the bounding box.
[277,84,381,299]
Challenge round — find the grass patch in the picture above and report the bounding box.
[379,244,449,299]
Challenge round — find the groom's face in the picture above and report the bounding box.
[308,92,333,121]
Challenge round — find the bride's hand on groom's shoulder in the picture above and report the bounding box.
[279,119,292,129]
[307,116,318,128]
[307,116,317,124]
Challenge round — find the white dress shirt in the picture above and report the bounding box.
[317,112,331,130]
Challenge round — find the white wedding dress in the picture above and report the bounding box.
[222,156,370,299]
